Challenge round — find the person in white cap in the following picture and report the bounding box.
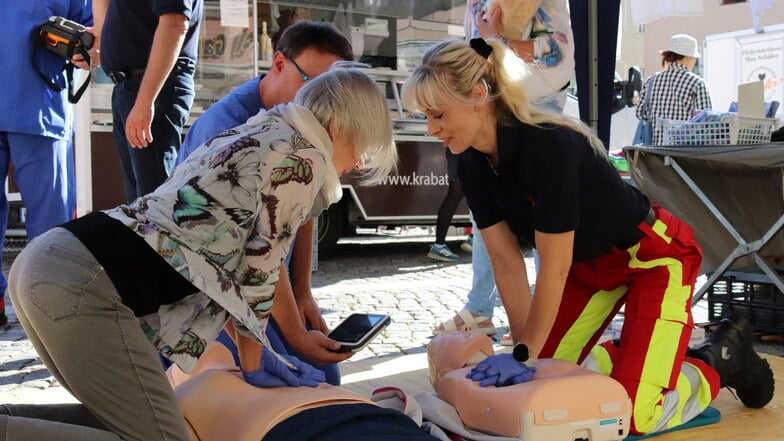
[636,33,712,145]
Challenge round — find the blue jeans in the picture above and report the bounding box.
[111,59,195,203]
[465,222,539,318]
[0,132,75,299]
[464,219,499,318]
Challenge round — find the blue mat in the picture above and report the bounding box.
[624,407,721,440]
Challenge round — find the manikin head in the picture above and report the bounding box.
[427,330,495,389]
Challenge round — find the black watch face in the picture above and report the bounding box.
[513,343,529,362]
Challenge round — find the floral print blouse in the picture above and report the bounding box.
[105,103,342,372]
[465,0,575,102]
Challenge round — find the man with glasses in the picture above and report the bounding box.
[283,51,313,82]
[174,20,355,385]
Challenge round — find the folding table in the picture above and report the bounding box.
[623,143,784,306]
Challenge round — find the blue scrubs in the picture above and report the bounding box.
[173,75,340,385]
[0,2,90,298]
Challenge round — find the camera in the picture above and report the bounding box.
[34,16,94,60]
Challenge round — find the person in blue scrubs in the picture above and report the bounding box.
[0,1,93,325]
[175,20,355,385]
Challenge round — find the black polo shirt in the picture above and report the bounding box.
[457,121,650,263]
[100,0,203,73]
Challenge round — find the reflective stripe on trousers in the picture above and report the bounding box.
[539,206,720,435]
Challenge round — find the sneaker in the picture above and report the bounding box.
[688,311,775,408]
[427,244,460,262]
[0,298,7,327]
[460,234,473,253]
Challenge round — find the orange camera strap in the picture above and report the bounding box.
[33,31,92,103]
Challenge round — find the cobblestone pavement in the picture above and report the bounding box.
[312,231,526,361]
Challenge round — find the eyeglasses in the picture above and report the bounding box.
[281,51,311,82]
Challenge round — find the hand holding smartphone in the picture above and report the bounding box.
[327,313,391,353]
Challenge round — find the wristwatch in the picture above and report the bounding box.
[512,342,529,363]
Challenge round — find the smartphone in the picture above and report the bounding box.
[328,313,391,353]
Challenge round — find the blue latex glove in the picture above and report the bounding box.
[243,350,326,388]
[466,353,537,387]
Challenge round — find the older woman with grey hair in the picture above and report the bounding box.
[3,68,396,441]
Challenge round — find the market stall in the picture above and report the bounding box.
[624,142,784,331]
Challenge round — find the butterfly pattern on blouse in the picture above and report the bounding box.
[158,234,190,278]
[170,330,207,359]
[202,116,276,162]
[204,128,241,149]
[270,196,303,246]
[142,317,210,361]
[120,196,151,218]
[209,135,261,168]
[201,248,237,267]
[286,131,313,152]
[213,264,242,298]
[244,193,278,257]
[224,207,255,228]
[204,149,264,207]
[270,154,313,189]
[240,266,269,286]
[247,295,274,321]
[140,321,165,351]
[172,177,218,228]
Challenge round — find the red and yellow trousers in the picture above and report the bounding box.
[539,206,721,435]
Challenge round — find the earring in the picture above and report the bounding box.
[474,105,479,111]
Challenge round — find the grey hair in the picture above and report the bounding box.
[294,68,397,185]
[402,39,606,156]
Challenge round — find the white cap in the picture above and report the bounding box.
[662,34,700,58]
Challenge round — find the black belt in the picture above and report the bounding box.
[107,67,146,84]
[615,207,656,250]
[107,58,195,85]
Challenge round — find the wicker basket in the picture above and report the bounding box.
[660,115,776,146]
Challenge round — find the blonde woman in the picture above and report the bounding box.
[402,38,773,435]
[3,68,396,441]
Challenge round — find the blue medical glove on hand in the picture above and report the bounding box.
[243,350,326,388]
[466,353,537,387]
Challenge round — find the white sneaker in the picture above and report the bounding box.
[460,234,473,253]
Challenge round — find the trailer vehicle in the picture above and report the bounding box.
[317,132,470,257]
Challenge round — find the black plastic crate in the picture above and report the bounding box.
[706,271,784,334]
